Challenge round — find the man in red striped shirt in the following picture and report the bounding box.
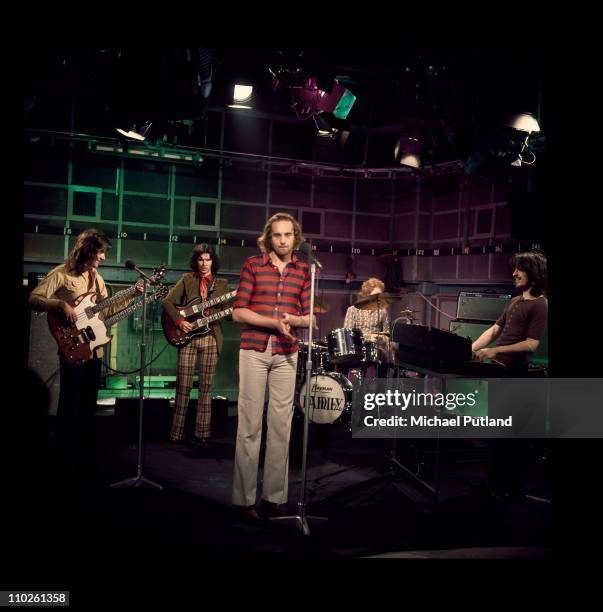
[231,212,312,519]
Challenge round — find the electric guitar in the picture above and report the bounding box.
[161,290,236,347]
[47,266,166,366]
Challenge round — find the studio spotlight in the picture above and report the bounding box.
[115,121,152,141]
[506,112,540,134]
[313,112,337,137]
[395,135,423,168]
[228,83,254,109]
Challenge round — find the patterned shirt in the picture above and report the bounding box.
[343,304,390,337]
[233,252,311,354]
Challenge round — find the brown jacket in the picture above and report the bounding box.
[162,274,231,355]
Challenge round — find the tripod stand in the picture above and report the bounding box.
[111,273,163,491]
[307,371,442,509]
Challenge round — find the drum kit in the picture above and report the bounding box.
[296,292,417,427]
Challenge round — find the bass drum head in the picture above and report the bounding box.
[298,372,353,425]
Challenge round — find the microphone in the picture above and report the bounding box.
[125,259,154,283]
[299,242,323,270]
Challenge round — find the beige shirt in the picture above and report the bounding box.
[343,304,390,337]
[29,263,133,358]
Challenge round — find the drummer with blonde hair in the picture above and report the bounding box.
[343,277,392,377]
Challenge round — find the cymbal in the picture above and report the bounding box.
[354,292,403,310]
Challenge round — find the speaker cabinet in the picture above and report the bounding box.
[456,292,512,322]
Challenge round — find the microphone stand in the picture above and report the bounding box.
[111,273,163,491]
[272,260,327,535]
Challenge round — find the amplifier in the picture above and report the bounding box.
[456,291,512,322]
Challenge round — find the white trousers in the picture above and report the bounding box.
[231,344,298,506]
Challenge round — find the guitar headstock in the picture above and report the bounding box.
[154,284,169,301]
[150,266,167,285]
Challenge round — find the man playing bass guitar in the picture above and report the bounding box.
[162,243,231,452]
[28,228,143,472]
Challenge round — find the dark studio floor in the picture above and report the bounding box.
[9,399,555,583]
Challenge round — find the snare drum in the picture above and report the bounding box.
[298,372,354,425]
[326,328,364,366]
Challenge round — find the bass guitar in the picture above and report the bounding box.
[47,266,166,365]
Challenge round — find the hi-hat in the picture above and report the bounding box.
[354,292,403,310]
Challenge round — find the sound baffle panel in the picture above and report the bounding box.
[432,255,459,281]
[356,180,393,214]
[24,139,69,184]
[123,195,170,225]
[222,167,267,203]
[123,159,170,194]
[28,311,60,416]
[355,215,391,241]
[313,177,354,211]
[174,162,219,199]
[119,238,170,269]
[72,149,119,190]
[269,174,312,208]
[324,212,352,239]
[24,185,67,216]
[221,203,266,231]
[24,233,66,262]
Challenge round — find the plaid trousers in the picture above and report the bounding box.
[170,333,219,441]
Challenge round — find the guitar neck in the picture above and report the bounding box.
[192,307,233,329]
[92,285,138,314]
[92,266,166,314]
[104,290,165,327]
[181,290,236,317]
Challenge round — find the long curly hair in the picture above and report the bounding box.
[358,277,385,300]
[189,243,220,275]
[512,251,547,297]
[67,229,111,275]
[257,212,304,253]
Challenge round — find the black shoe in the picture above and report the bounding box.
[258,499,288,518]
[237,505,259,520]
[185,436,210,450]
[182,438,213,458]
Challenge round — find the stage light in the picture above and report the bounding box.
[313,112,337,137]
[507,112,540,134]
[395,135,423,168]
[115,121,152,141]
[228,83,254,109]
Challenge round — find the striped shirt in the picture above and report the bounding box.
[233,252,311,354]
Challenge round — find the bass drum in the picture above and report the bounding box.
[298,372,353,425]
